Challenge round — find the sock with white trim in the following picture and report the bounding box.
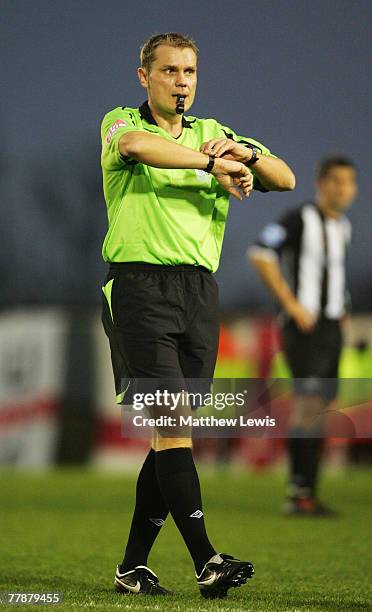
[155,447,216,575]
[120,448,168,572]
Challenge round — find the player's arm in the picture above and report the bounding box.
[249,252,314,332]
[248,213,316,332]
[341,218,353,326]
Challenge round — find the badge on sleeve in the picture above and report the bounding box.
[106,119,128,144]
[259,223,287,248]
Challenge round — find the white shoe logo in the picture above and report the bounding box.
[149,518,165,526]
[189,510,203,518]
[116,577,141,593]
[198,571,217,586]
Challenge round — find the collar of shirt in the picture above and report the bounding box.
[138,99,195,131]
[313,200,345,226]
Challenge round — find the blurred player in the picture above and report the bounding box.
[100,32,295,597]
[249,156,358,515]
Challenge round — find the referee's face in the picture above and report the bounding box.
[317,166,358,212]
[138,45,197,115]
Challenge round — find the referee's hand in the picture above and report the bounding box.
[210,158,253,200]
[200,138,250,164]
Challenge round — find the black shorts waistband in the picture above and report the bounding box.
[109,262,212,273]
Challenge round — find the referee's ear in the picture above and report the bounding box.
[137,66,149,89]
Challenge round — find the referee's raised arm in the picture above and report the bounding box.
[199,134,295,191]
[243,154,295,191]
[119,130,254,200]
[120,129,212,168]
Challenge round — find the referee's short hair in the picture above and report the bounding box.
[140,32,199,74]
[316,155,357,180]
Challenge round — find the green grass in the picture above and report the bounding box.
[1,466,371,611]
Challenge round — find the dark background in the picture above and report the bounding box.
[1,0,371,310]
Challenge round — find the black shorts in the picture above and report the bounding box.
[101,262,220,406]
[280,316,343,400]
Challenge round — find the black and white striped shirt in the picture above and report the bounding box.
[250,201,352,320]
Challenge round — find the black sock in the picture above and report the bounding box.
[155,447,216,575]
[306,437,324,496]
[120,448,169,572]
[288,433,324,496]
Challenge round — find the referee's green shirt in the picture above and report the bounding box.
[101,100,276,272]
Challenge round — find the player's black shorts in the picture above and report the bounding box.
[101,262,220,407]
[280,316,343,401]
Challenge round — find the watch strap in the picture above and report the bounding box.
[204,155,215,173]
[245,146,259,167]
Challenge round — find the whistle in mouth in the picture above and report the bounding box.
[175,95,186,114]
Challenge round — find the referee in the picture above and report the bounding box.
[100,32,295,597]
[249,156,358,516]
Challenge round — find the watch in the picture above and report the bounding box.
[245,146,260,167]
[204,155,215,173]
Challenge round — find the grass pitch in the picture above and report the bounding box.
[1,465,371,611]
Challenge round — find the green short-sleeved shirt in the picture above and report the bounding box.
[101,100,276,272]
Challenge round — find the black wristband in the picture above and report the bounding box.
[204,155,215,173]
[245,146,259,167]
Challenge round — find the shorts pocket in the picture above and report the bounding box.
[111,271,159,330]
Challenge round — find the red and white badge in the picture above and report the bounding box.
[105,119,127,143]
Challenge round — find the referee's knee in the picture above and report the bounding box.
[151,434,192,451]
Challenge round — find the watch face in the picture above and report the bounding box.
[246,147,257,166]
[251,148,260,164]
